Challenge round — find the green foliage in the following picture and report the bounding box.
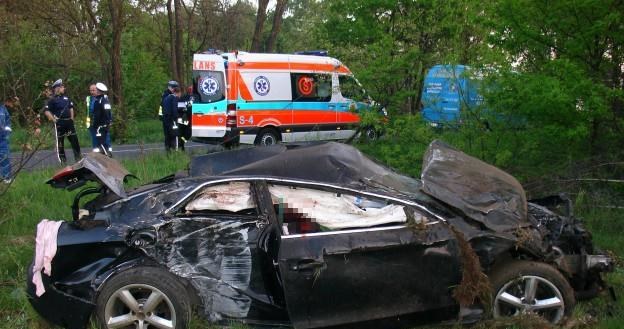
[121,27,170,120]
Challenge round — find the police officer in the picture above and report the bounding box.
[44,79,82,163]
[162,84,181,151]
[159,80,178,120]
[86,83,112,153]
[92,83,113,156]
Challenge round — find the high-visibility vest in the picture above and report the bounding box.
[85,96,92,128]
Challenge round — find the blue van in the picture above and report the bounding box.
[421,65,483,125]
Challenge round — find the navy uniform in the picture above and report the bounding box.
[162,90,180,151]
[92,83,113,156]
[176,89,193,151]
[161,81,179,151]
[44,79,81,163]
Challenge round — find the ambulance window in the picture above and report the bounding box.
[339,75,367,102]
[193,71,225,103]
[291,73,332,102]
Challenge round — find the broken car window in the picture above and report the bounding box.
[268,185,424,234]
[185,182,256,214]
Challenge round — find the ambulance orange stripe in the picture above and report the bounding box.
[239,62,351,74]
[237,71,253,100]
[235,111,292,126]
[227,62,237,100]
[192,114,226,126]
[194,111,361,127]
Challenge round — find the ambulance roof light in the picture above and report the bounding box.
[202,48,222,55]
[294,50,328,57]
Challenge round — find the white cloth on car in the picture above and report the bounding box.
[268,185,408,230]
[32,219,63,297]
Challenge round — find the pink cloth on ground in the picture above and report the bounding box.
[32,219,63,297]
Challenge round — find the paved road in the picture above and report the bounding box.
[10,141,224,171]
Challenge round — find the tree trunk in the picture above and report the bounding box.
[109,0,126,140]
[167,0,179,81]
[265,0,288,53]
[174,0,185,87]
[251,0,269,52]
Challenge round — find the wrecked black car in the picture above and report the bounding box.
[27,141,612,329]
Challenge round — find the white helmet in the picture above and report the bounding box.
[96,82,108,92]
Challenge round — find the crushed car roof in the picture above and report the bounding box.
[191,141,529,232]
[190,142,423,194]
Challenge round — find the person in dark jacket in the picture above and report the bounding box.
[0,96,17,183]
[44,79,81,163]
[162,85,181,151]
[92,83,113,156]
[159,80,178,120]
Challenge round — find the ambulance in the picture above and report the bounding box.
[190,50,382,145]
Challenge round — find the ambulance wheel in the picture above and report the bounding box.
[255,128,280,146]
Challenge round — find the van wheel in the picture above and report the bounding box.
[96,266,192,329]
[363,127,378,141]
[490,260,575,324]
[255,128,280,146]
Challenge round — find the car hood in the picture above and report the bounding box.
[421,140,529,232]
[46,153,132,198]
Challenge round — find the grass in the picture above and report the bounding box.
[0,145,622,329]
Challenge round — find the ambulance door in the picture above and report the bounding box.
[291,72,336,141]
[337,74,368,139]
[191,54,228,140]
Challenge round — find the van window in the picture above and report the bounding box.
[193,71,225,103]
[291,73,332,102]
[339,75,367,103]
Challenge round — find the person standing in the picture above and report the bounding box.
[92,83,113,156]
[0,96,17,183]
[175,85,194,151]
[159,80,178,121]
[162,85,181,151]
[86,83,112,153]
[86,83,98,152]
[44,79,82,163]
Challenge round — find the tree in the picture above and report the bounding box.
[265,0,288,52]
[251,0,269,52]
[322,0,490,114]
[487,0,624,156]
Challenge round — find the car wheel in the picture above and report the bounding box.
[96,266,192,329]
[255,128,279,146]
[489,260,575,324]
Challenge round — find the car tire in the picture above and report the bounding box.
[489,260,575,324]
[255,128,280,146]
[95,266,192,329]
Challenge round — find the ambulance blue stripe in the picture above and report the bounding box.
[193,102,226,114]
[195,101,356,113]
[237,102,353,112]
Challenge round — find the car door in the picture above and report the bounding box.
[265,183,463,328]
[160,180,286,321]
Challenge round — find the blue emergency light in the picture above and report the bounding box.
[294,50,328,57]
